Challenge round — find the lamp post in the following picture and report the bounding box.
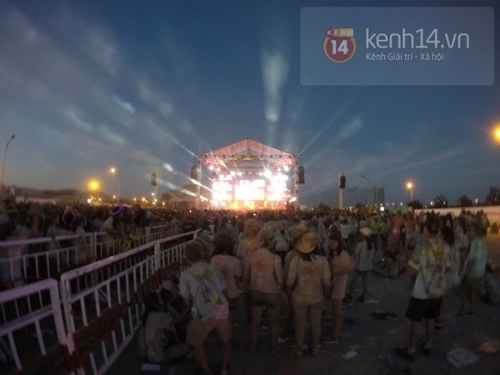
[361,174,371,204]
[0,134,15,197]
[406,181,414,201]
[88,179,100,204]
[110,167,120,204]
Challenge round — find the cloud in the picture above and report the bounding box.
[137,79,175,119]
[63,105,94,132]
[112,95,136,114]
[97,125,126,145]
[337,117,363,140]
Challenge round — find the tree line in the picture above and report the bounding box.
[409,186,500,209]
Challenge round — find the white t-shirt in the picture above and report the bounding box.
[409,237,451,299]
[138,311,173,363]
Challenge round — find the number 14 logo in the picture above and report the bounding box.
[324,28,356,63]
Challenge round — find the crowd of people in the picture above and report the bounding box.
[3,197,499,374]
[134,207,498,375]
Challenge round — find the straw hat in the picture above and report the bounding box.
[297,232,318,254]
[360,227,372,237]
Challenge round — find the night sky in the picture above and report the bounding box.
[0,0,499,207]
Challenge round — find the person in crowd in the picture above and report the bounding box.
[435,225,460,328]
[323,232,352,345]
[236,218,261,264]
[459,221,488,317]
[243,227,283,355]
[395,215,451,361]
[179,241,231,375]
[210,234,242,344]
[137,292,191,364]
[160,280,191,340]
[345,227,374,303]
[286,232,331,358]
[274,220,289,264]
[282,223,308,337]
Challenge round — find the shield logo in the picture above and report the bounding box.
[324,28,356,63]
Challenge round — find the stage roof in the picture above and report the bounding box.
[200,138,295,172]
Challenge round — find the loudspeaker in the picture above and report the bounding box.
[298,166,305,184]
[190,165,198,180]
[339,175,346,189]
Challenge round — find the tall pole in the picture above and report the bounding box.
[0,134,15,197]
[110,167,120,204]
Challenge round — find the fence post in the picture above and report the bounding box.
[154,241,161,271]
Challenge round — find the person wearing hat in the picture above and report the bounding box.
[286,232,331,358]
[236,218,262,264]
[243,226,283,355]
[281,223,308,336]
[345,226,374,303]
[323,232,353,345]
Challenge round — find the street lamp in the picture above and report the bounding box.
[361,175,371,204]
[406,181,414,201]
[0,134,15,197]
[88,179,100,203]
[492,124,500,144]
[109,167,120,204]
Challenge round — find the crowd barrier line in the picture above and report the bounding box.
[0,225,178,290]
[0,228,198,375]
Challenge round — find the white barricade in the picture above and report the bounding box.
[60,241,157,375]
[0,233,93,288]
[0,229,198,375]
[0,279,73,374]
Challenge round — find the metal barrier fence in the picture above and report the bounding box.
[0,279,74,375]
[0,233,94,290]
[0,225,178,290]
[61,230,195,375]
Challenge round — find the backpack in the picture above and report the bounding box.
[188,266,228,322]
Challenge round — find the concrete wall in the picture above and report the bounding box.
[415,206,500,225]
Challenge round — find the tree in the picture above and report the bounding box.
[485,186,500,206]
[433,194,448,208]
[408,200,424,209]
[457,194,473,207]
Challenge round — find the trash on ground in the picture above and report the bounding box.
[479,339,500,353]
[371,311,398,320]
[342,350,358,360]
[446,347,478,368]
[367,299,380,304]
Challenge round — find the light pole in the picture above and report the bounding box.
[110,167,120,204]
[0,134,15,197]
[406,181,414,201]
[361,174,371,204]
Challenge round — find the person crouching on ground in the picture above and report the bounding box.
[138,292,191,365]
[179,241,231,375]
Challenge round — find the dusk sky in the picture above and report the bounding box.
[0,0,499,208]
